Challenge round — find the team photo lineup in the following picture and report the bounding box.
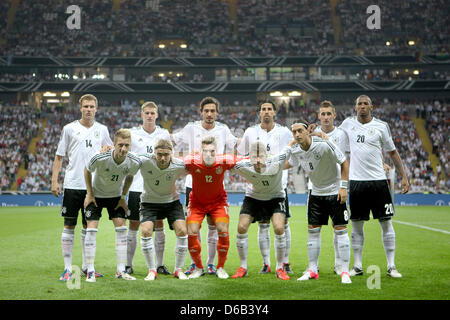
[53,93,409,284]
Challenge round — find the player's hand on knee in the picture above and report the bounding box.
[115,199,128,212]
[84,194,97,209]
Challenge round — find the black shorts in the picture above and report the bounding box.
[240,196,287,223]
[284,188,291,219]
[349,180,394,221]
[61,189,87,226]
[306,192,349,226]
[85,197,126,221]
[127,191,141,221]
[140,201,185,230]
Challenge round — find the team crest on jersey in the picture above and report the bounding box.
[313,151,321,160]
[216,167,223,175]
[368,128,375,136]
[85,210,91,218]
[94,131,100,139]
[105,168,110,172]
[148,170,153,175]
[166,174,173,181]
[123,167,130,175]
[196,169,201,173]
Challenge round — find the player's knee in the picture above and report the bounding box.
[174,224,187,237]
[273,224,285,235]
[154,219,164,228]
[237,223,248,235]
[129,220,140,230]
[333,225,347,231]
[141,224,153,237]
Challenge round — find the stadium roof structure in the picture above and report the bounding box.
[0,80,448,94]
[1,54,449,67]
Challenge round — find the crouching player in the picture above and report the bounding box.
[83,129,141,282]
[138,139,189,281]
[286,119,352,284]
[184,136,242,279]
[231,142,293,280]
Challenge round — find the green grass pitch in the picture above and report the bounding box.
[0,206,449,300]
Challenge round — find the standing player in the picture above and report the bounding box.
[138,139,189,281]
[184,136,241,279]
[83,129,141,282]
[172,97,238,276]
[231,142,293,280]
[237,100,294,274]
[340,95,410,278]
[126,102,171,275]
[313,100,350,274]
[52,94,113,282]
[286,119,352,284]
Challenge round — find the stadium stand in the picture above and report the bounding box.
[1,0,448,57]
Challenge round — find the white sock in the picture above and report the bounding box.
[274,233,286,270]
[85,228,98,273]
[174,235,188,270]
[115,226,128,273]
[283,222,291,264]
[307,227,321,273]
[141,236,155,270]
[335,229,350,273]
[61,228,74,272]
[236,233,248,269]
[154,227,166,267]
[126,229,138,267]
[333,232,340,268]
[380,219,396,269]
[207,225,218,266]
[81,228,87,270]
[351,220,365,269]
[258,223,271,266]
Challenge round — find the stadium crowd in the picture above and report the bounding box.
[1,0,447,57]
[0,98,447,193]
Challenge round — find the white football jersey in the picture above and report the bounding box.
[56,121,113,190]
[86,151,141,198]
[139,155,187,204]
[172,120,238,188]
[289,137,346,196]
[340,116,396,181]
[307,126,350,189]
[129,126,171,193]
[237,123,293,188]
[232,146,292,200]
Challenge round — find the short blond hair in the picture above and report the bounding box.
[201,136,217,147]
[114,128,131,143]
[79,94,98,107]
[154,139,173,151]
[141,101,158,112]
